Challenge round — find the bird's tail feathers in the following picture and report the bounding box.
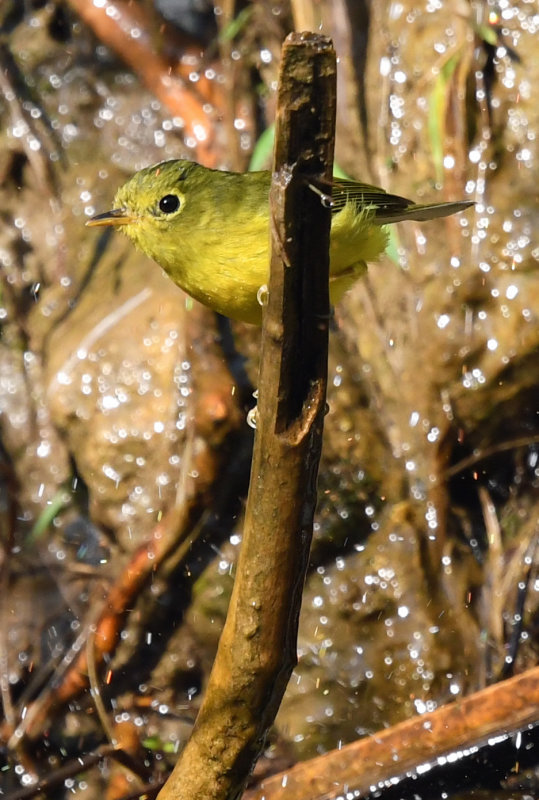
[374,200,474,225]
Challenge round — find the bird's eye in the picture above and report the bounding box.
[158,194,180,214]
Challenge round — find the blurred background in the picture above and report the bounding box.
[0,1,538,798]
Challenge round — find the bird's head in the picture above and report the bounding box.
[86,159,202,254]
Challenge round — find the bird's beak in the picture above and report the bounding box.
[86,208,136,228]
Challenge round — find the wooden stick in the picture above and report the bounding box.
[156,32,336,800]
[246,664,539,800]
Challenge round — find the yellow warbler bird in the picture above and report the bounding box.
[87,159,473,324]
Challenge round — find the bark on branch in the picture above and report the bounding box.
[156,32,336,800]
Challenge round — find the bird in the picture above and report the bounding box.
[87,159,473,324]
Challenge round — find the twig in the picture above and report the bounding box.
[7,307,245,745]
[444,433,539,479]
[500,527,539,679]
[245,664,539,800]
[155,31,336,800]
[66,0,217,165]
[3,744,120,800]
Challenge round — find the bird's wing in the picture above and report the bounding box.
[330,179,473,224]
[330,179,410,214]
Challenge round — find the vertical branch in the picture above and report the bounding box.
[157,32,336,800]
[270,34,336,429]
